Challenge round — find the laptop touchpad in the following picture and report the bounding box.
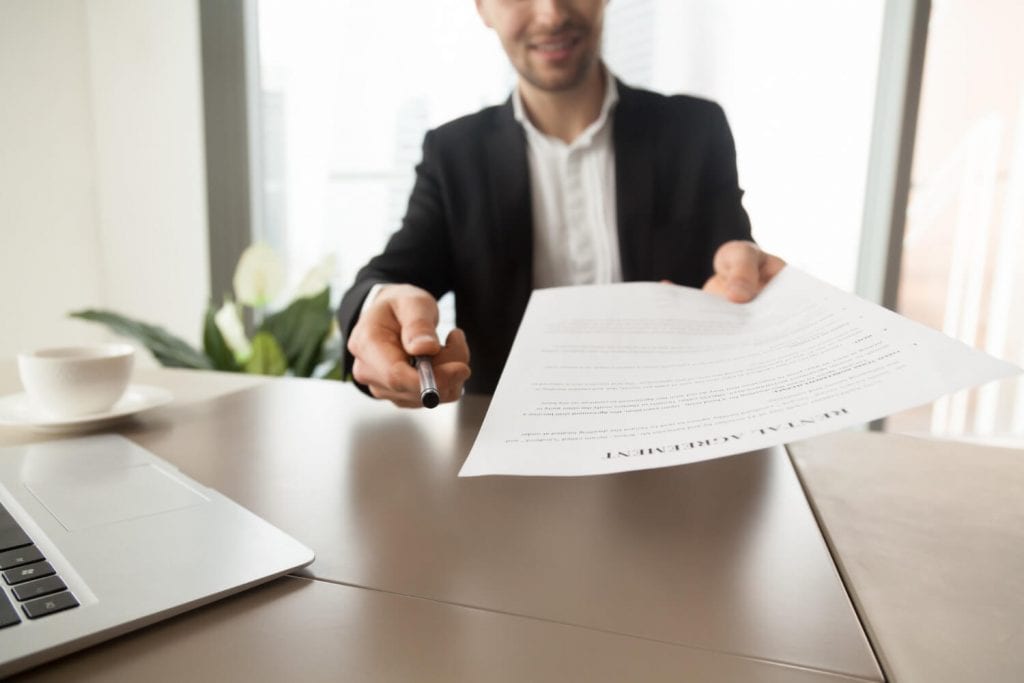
[27,464,209,532]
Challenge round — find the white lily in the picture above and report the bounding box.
[233,243,284,308]
[295,253,337,299]
[214,300,252,364]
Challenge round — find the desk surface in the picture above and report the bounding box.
[1,366,883,681]
[11,576,876,683]
[790,431,1024,683]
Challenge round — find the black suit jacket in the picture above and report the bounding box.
[338,81,753,394]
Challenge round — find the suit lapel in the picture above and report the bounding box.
[484,98,534,313]
[613,81,655,281]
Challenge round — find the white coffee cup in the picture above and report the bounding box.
[17,344,135,417]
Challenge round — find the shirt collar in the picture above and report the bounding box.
[513,66,619,148]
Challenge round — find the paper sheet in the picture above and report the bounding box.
[459,267,1021,477]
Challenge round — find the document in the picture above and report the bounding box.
[459,267,1020,477]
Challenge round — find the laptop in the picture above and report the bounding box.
[0,434,314,676]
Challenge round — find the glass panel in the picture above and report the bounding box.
[255,0,512,299]
[253,0,883,318]
[888,0,1024,441]
[606,0,885,291]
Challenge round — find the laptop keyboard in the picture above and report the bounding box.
[0,502,79,628]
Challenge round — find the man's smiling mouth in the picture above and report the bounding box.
[529,32,582,56]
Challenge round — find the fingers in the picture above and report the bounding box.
[365,383,423,409]
[703,240,786,303]
[385,286,442,357]
[432,328,472,403]
[348,285,434,403]
[350,333,421,403]
[760,251,786,281]
[348,284,471,407]
[359,329,470,407]
[711,241,761,301]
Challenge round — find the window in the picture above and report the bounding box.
[254,0,885,296]
[887,0,1024,441]
[254,0,511,297]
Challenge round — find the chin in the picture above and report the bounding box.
[533,74,583,91]
[522,61,596,93]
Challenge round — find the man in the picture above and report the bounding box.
[339,0,784,407]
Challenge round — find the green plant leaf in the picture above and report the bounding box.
[258,288,333,377]
[203,305,239,372]
[244,331,288,376]
[316,360,343,381]
[311,321,343,380]
[70,309,212,369]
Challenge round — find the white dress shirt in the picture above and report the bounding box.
[513,68,622,288]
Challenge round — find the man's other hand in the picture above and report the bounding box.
[703,240,786,303]
[347,284,471,408]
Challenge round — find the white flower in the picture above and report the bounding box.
[233,243,284,308]
[214,301,252,363]
[295,253,337,299]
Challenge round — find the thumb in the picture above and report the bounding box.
[391,293,441,356]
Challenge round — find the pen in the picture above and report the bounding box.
[415,355,440,408]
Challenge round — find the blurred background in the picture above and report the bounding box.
[1,0,1022,442]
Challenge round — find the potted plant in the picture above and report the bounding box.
[71,244,342,379]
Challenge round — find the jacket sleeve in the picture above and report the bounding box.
[701,102,754,246]
[336,130,456,383]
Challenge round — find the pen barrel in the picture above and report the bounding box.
[415,356,440,408]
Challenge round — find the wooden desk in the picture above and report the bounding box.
[13,575,882,683]
[789,431,1024,682]
[1,365,880,681]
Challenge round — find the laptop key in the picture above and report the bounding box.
[22,591,79,619]
[13,575,67,602]
[0,503,32,552]
[0,545,44,570]
[2,561,55,586]
[0,589,20,628]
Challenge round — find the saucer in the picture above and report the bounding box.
[0,385,174,433]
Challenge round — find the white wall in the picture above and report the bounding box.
[0,0,209,360]
[0,0,105,354]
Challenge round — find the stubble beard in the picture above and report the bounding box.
[519,54,598,93]
[514,31,603,94]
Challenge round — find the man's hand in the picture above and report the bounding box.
[703,240,786,303]
[347,284,471,408]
